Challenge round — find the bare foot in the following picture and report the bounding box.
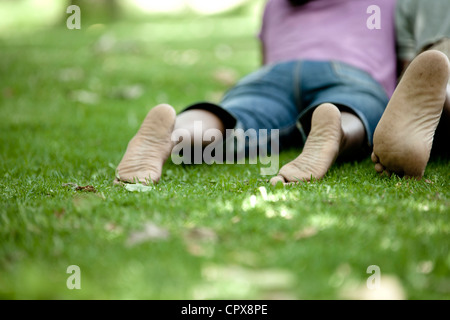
[270,103,342,185]
[372,50,450,179]
[115,104,176,185]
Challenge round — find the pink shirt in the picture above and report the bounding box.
[260,0,397,96]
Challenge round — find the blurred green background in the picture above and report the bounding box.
[0,0,263,30]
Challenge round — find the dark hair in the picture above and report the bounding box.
[288,0,314,6]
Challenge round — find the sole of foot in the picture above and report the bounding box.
[115,104,176,185]
[372,50,450,179]
[270,103,343,185]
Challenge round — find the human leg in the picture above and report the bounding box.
[431,84,450,155]
[429,38,450,154]
[115,105,226,185]
[115,61,302,184]
[270,61,388,185]
[339,111,367,159]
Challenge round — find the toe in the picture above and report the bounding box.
[270,175,286,186]
[113,178,124,186]
[382,170,392,177]
[371,152,379,164]
[374,163,384,173]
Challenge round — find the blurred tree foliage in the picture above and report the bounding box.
[68,0,120,23]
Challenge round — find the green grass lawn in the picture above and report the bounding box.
[0,9,449,300]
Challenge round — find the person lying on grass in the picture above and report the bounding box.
[371,0,450,179]
[114,0,398,186]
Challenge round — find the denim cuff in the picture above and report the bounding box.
[181,102,238,130]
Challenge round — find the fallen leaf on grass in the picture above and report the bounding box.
[62,183,78,188]
[124,183,155,193]
[75,185,97,192]
[54,208,66,219]
[271,232,286,241]
[416,260,433,274]
[231,216,241,224]
[183,227,218,257]
[3,87,15,98]
[294,226,318,240]
[59,67,85,82]
[183,227,218,242]
[126,222,170,246]
[104,222,123,233]
[62,183,97,193]
[72,193,103,213]
[185,243,208,257]
[70,90,100,105]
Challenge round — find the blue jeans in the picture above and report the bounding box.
[183,60,389,155]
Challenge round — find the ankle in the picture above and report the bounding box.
[338,112,366,158]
